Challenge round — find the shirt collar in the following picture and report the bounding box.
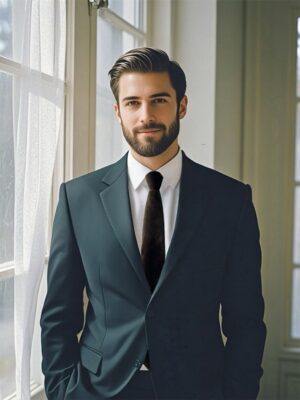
[127,148,182,191]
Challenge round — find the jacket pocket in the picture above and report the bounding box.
[80,343,103,374]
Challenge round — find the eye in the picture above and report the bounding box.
[153,98,167,104]
[126,101,140,107]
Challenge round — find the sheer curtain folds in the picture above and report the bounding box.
[13,1,66,399]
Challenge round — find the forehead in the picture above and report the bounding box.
[118,71,176,100]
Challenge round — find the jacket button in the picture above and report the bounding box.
[135,359,142,368]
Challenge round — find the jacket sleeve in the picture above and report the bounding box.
[221,184,267,400]
[40,183,87,399]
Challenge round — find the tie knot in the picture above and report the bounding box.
[145,171,163,190]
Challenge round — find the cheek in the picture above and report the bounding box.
[161,109,177,125]
[120,111,138,127]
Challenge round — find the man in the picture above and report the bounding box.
[40,48,266,400]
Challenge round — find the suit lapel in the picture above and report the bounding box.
[151,152,213,299]
[99,152,212,300]
[99,154,151,294]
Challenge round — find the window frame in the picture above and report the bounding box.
[0,56,20,280]
[283,8,300,351]
[0,0,68,397]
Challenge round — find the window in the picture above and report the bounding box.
[0,0,66,398]
[95,0,148,168]
[0,1,17,396]
[292,17,300,340]
[0,70,14,269]
[0,277,15,398]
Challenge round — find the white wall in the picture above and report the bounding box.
[150,0,217,168]
[174,0,217,168]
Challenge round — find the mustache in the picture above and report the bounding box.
[133,123,166,134]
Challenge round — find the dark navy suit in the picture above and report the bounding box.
[40,152,266,399]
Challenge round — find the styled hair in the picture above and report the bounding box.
[108,47,186,104]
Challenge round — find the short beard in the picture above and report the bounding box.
[121,113,180,157]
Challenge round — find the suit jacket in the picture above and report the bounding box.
[40,151,266,400]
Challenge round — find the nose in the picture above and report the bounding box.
[139,103,155,125]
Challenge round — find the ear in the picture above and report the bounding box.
[178,95,188,119]
[114,103,122,124]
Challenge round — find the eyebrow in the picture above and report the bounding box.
[150,92,171,99]
[121,92,172,103]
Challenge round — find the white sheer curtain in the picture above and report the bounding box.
[12,1,66,398]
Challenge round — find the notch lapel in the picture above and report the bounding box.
[150,153,213,299]
[99,154,151,294]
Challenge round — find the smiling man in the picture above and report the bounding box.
[41,48,266,400]
[115,71,186,164]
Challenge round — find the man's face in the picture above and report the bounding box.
[114,72,187,157]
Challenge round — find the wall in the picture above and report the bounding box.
[214,0,244,180]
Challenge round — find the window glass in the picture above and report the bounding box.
[297,18,300,97]
[109,0,144,30]
[293,186,300,265]
[0,0,12,59]
[0,0,64,73]
[291,18,300,340]
[295,104,300,182]
[292,268,300,338]
[0,277,15,398]
[0,71,14,265]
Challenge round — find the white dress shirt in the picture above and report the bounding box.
[127,149,182,257]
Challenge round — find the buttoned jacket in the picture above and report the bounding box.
[40,152,266,400]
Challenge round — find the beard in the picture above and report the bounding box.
[121,112,180,157]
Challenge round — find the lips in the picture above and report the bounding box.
[137,129,161,134]
[133,124,165,135]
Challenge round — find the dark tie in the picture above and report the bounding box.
[141,171,165,292]
[141,171,165,370]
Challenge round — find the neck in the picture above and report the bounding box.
[130,141,180,170]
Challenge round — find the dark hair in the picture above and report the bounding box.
[108,47,186,104]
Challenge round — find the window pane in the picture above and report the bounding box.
[95,17,143,168]
[297,18,300,97]
[109,0,144,30]
[0,0,12,59]
[0,277,15,398]
[295,103,300,182]
[291,268,300,338]
[293,186,300,264]
[0,71,14,265]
